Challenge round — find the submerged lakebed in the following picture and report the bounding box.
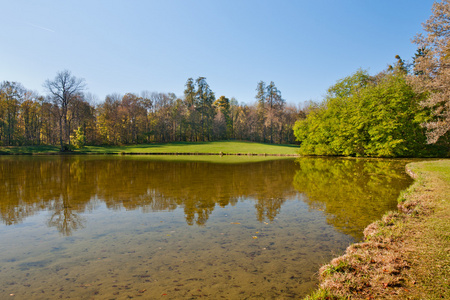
[0,156,412,299]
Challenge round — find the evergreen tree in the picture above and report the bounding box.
[255,81,267,142]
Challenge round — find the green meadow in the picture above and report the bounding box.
[0,141,299,156]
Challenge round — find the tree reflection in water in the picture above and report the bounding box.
[0,156,297,234]
[0,156,411,238]
[293,157,413,240]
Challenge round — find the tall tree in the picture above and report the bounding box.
[44,70,86,151]
[184,78,199,141]
[195,77,215,141]
[255,81,267,142]
[410,0,450,144]
[213,96,231,140]
[214,96,232,139]
[265,81,285,143]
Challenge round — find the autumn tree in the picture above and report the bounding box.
[0,75,303,147]
[214,96,232,139]
[20,91,43,145]
[44,70,86,151]
[66,94,96,145]
[153,92,176,142]
[39,101,59,145]
[97,94,122,144]
[254,81,285,143]
[0,81,26,145]
[410,0,450,144]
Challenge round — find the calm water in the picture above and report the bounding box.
[0,156,412,299]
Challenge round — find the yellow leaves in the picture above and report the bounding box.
[230,222,241,225]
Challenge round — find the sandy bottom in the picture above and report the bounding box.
[0,198,353,299]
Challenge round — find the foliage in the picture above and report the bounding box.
[294,69,443,157]
[410,0,450,144]
[71,126,87,149]
[1,70,303,149]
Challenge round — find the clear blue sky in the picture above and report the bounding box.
[1,0,435,105]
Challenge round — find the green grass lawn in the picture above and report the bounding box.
[0,145,60,154]
[0,141,299,155]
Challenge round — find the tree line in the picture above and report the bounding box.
[294,0,450,157]
[0,73,302,150]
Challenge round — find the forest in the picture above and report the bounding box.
[0,76,301,149]
[1,1,450,157]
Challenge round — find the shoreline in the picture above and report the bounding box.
[0,152,300,157]
[305,159,450,299]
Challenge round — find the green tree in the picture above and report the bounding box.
[195,77,215,141]
[265,81,285,143]
[184,78,199,141]
[71,126,87,148]
[255,81,267,142]
[294,69,434,157]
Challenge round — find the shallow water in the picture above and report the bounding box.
[0,156,412,299]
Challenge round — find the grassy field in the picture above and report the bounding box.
[0,141,299,155]
[305,159,450,299]
[0,145,60,154]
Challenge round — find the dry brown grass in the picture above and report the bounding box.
[305,159,450,300]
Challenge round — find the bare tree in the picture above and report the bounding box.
[44,70,86,151]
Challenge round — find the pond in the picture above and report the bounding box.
[0,156,412,299]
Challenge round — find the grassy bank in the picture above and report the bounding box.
[0,141,299,156]
[305,160,450,299]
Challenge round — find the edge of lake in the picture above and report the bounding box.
[304,159,450,300]
[0,151,300,156]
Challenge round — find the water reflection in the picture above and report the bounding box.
[0,156,297,235]
[293,157,413,240]
[0,156,412,239]
[0,156,414,299]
